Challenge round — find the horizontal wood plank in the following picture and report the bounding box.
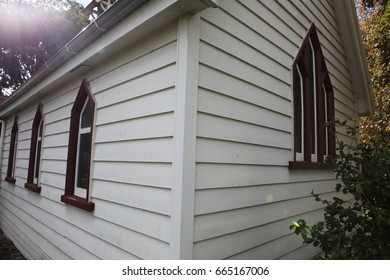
[92,180,171,215]
[198,88,291,132]
[194,192,341,242]
[193,209,324,259]
[92,161,173,189]
[196,137,291,167]
[94,113,174,143]
[197,113,292,149]
[194,179,336,215]
[94,137,173,163]
[96,88,174,125]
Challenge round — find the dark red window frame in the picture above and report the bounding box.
[5,117,18,183]
[289,24,336,170]
[25,104,44,193]
[61,79,95,211]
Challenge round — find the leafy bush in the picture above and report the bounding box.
[291,120,390,259]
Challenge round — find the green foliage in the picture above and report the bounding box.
[291,120,390,259]
[359,2,390,144]
[0,0,89,95]
[361,0,389,8]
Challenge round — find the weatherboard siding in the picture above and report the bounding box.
[0,0,363,260]
[193,0,357,259]
[0,24,178,259]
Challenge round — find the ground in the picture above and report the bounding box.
[0,228,25,260]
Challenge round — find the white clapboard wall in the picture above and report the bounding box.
[193,0,357,259]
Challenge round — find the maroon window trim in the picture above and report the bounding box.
[289,23,336,170]
[5,117,18,184]
[289,161,335,170]
[25,105,43,193]
[61,79,95,212]
[61,195,94,212]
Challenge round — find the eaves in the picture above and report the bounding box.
[333,0,374,116]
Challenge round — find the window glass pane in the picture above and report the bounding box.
[34,120,43,182]
[294,66,303,154]
[12,133,18,177]
[38,120,43,137]
[76,132,91,189]
[323,84,328,157]
[35,139,42,181]
[81,98,93,129]
[8,119,18,180]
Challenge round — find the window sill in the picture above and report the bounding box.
[5,177,16,184]
[289,161,335,170]
[61,195,95,212]
[24,183,42,193]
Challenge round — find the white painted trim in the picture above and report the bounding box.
[85,86,97,203]
[170,14,200,259]
[0,120,5,177]
[295,65,304,161]
[333,0,374,116]
[201,0,218,8]
[33,119,43,184]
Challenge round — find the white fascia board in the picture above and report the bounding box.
[333,0,374,116]
[0,0,216,117]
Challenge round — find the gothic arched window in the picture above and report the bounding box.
[25,105,44,193]
[289,24,335,169]
[61,80,95,211]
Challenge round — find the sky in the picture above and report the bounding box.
[77,0,92,8]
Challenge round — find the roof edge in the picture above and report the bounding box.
[333,0,374,116]
[0,0,149,111]
[0,0,218,115]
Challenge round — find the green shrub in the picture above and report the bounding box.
[291,120,390,259]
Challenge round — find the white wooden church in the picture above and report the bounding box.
[0,0,372,259]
